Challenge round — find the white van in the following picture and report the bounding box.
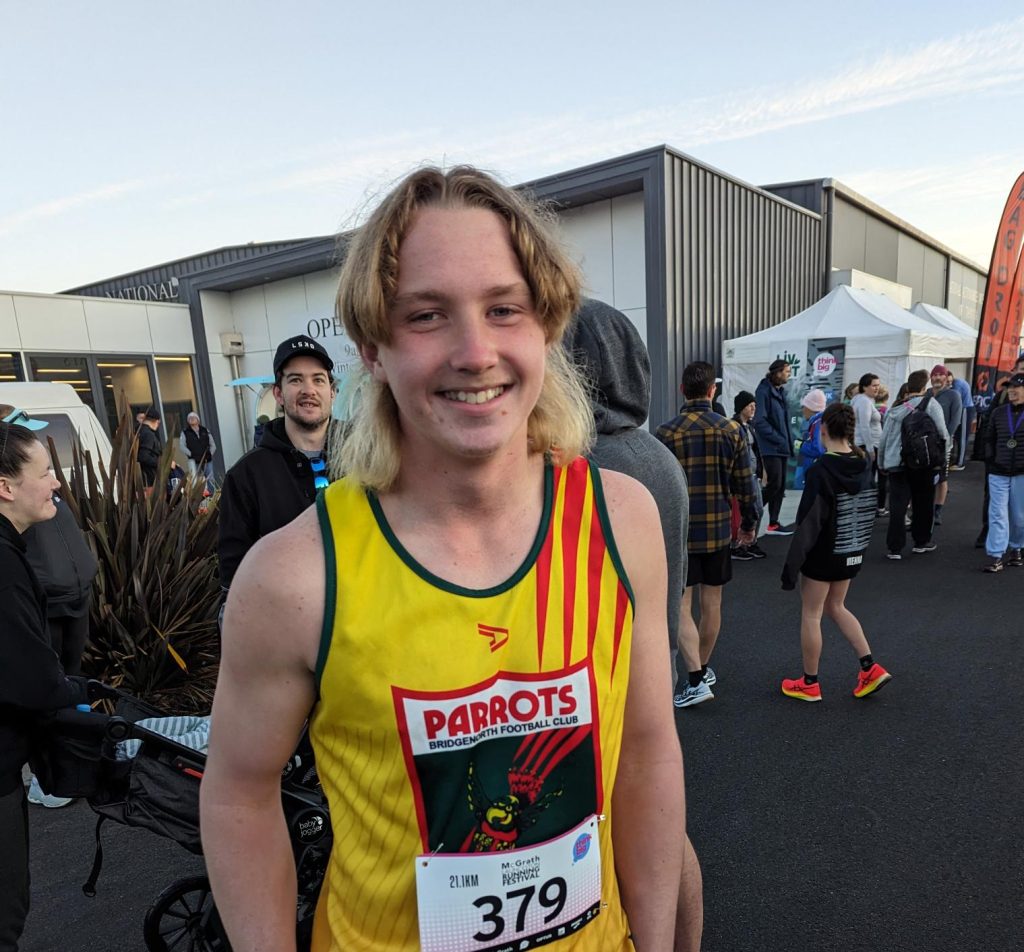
[0,382,113,481]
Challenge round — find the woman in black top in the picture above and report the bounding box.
[779,404,893,703]
[0,421,87,948]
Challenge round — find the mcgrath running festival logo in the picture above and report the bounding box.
[394,662,601,854]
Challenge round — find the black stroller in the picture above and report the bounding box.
[31,682,331,951]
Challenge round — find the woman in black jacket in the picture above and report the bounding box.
[0,421,88,949]
[779,404,893,703]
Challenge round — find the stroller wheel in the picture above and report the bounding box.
[143,875,224,951]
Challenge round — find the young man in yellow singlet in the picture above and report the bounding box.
[201,167,687,952]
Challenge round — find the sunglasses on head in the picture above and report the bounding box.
[310,456,329,490]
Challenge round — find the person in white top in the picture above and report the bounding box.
[850,373,885,515]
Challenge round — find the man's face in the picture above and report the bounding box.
[772,364,791,385]
[1009,384,1024,406]
[931,373,947,391]
[274,356,334,432]
[362,205,547,464]
[740,401,756,423]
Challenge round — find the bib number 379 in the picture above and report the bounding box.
[415,816,602,952]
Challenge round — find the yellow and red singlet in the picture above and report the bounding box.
[310,457,636,951]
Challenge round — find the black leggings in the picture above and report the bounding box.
[0,785,29,952]
[763,456,787,524]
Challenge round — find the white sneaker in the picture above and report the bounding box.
[674,680,714,708]
[27,776,73,809]
[702,666,717,687]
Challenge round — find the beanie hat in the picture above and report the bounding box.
[930,364,949,377]
[734,391,756,414]
[801,389,827,413]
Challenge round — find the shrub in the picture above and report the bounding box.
[51,405,221,714]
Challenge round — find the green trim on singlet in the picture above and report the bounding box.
[314,490,337,693]
[365,463,554,599]
[588,460,636,610]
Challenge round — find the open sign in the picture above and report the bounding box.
[814,353,837,377]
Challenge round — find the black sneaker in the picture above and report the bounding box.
[983,557,1005,574]
[731,545,754,561]
[746,542,768,559]
[912,542,937,554]
[886,551,902,561]
[1006,549,1023,567]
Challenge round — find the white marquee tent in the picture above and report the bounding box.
[910,302,979,341]
[721,285,976,407]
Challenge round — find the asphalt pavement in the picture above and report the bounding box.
[18,461,1022,951]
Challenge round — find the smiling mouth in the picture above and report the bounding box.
[441,386,506,405]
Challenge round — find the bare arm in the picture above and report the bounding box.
[601,470,687,952]
[200,508,322,952]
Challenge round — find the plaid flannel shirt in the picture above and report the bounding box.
[656,400,758,554]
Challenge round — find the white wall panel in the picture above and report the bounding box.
[0,295,22,349]
[611,193,646,312]
[200,290,235,356]
[620,307,647,349]
[13,295,91,351]
[147,303,195,353]
[304,270,339,315]
[84,299,153,352]
[229,287,272,354]
[558,201,615,303]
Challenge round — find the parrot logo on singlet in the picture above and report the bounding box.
[393,662,600,854]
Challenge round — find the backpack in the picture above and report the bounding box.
[900,395,944,470]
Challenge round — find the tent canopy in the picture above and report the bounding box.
[910,302,979,341]
[721,285,975,408]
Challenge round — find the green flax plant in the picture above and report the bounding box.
[49,403,221,714]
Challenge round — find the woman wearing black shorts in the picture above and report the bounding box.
[779,403,893,702]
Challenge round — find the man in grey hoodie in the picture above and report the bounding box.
[565,298,702,952]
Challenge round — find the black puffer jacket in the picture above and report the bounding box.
[217,418,338,590]
[24,497,97,618]
[0,514,87,795]
[985,401,1024,476]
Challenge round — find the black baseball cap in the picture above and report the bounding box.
[273,335,334,376]
[1006,373,1024,388]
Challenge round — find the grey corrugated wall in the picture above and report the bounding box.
[662,154,822,395]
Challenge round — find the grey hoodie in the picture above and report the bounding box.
[565,299,689,645]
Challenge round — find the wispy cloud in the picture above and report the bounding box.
[200,16,1024,217]
[0,179,154,237]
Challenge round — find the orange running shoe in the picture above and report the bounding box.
[781,676,822,702]
[853,663,892,698]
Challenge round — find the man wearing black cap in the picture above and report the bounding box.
[217,334,338,594]
[731,390,765,560]
[753,359,794,534]
[136,407,163,487]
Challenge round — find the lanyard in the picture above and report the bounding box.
[1006,405,1024,448]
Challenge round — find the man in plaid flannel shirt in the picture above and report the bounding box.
[657,361,759,708]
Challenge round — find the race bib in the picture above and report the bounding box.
[415,815,602,952]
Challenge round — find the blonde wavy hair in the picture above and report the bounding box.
[333,165,593,491]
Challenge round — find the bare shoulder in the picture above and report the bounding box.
[223,505,324,674]
[596,468,662,568]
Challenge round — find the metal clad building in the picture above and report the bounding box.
[762,179,986,326]
[527,146,823,426]
[665,152,821,413]
[63,239,329,303]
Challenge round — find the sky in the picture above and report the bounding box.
[2,0,1023,292]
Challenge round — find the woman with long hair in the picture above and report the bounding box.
[779,403,892,702]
